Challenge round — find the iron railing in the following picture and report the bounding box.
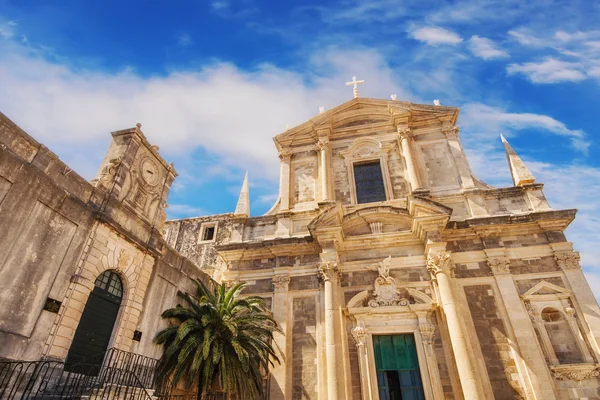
[0,359,154,399]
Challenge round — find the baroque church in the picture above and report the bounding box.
[1,85,600,400]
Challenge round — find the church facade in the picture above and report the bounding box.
[1,94,600,400]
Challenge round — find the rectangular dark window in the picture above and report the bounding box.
[354,161,386,204]
[202,226,215,241]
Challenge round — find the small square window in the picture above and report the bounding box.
[199,222,217,243]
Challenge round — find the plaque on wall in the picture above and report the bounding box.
[133,330,143,342]
[43,298,62,314]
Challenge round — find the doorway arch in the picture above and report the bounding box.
[65,270,123,372]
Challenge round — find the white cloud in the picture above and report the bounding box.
[460,103,588,151]
[508,30,549,47]
[167,204,208,218]
[409,26,463,46]
[0,41,410,184]
[507,58,586,83]
[468,35,508,59]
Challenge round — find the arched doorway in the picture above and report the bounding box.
[65,270,123,372]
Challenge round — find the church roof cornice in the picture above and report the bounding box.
[273,97,459,151]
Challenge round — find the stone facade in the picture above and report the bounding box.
[0,112,208,364]
[166,98,600,399]
[2,95,600,400]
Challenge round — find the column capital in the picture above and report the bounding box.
[442,126,460,138]
[317,137,330,149]
[426,251,455,278]
[278,149,292,161]
[397,126,413,140]
[554,251,581,270]
[318,261,341,282]
[419,323,436,346]
[487,257,511,275]
[351,322,368,348]
[272,275,290,292]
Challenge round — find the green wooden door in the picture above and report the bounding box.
[373,334,425,400]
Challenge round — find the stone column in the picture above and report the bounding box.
[561,301,595,363]
[426,251,485,400]
[269,274,290,400]
[442,126,475,188]
[351,322,373,400]
[416,312,444,400]
[278,150,291,211]
[397,127,421,191]
[487,256,558,399]
[319,261,340,400]
[318,138,331,202]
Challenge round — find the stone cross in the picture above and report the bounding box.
[345,76,365,98]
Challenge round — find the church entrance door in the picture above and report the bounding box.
[373,334,425,400]
[65,271,123,373]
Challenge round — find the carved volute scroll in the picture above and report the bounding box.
[92,157,122,188]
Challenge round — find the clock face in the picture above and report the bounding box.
[140,159,160,186]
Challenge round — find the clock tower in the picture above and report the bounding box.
[92,123,177,234]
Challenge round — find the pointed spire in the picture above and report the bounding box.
[234,171,250,217]
[500,134,535,186]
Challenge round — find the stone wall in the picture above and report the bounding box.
[463,284,525,399]
[291,296,318,400]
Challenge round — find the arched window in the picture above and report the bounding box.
[95,270,123,299]
[541,307,583,364]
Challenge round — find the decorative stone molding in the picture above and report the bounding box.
[442,126,460,138]
[419,323,436,346]
[278,149,292,161]
[397,126,412,140]
[318,262,341,282]
[222,279,239,289]
[554,251,581,270]
[351,322,368,348]
[317,137,330,150]
[426,251,455,278]
[488,258,511,275]
[368,256,409,307]
[369,221,383,234]
[550,364,600,381]
[272,275,290,292]
[92,157,121,187]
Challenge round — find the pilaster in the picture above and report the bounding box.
[485,249,559,399]
[442,126,475,189]
[269,272,290,400]
[278,150,291,211]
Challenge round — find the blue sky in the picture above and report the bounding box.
[0,0,599,292]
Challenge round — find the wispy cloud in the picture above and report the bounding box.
[211,1,229,11]
[468,36,508,59]
[167,204,208,218]
[177,33,193,47]
[409,26,463,46]
[460,103,589,152]
[507,57,586,83]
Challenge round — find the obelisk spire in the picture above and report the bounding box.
[234,171,250,217]
[500,134,535,186]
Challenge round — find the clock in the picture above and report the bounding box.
[140,158,160,186]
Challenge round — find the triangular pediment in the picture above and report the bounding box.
[274,98,459,150]
[523,280,571,298]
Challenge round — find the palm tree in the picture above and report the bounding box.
[154,277,280,400]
